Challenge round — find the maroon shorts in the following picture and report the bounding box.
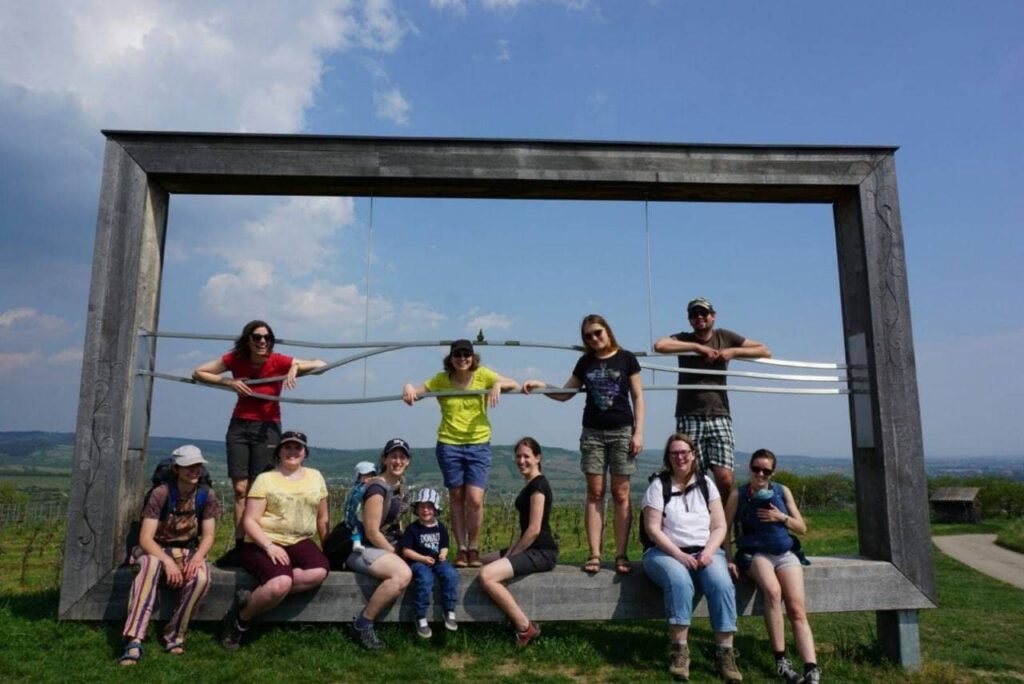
[239,539,330,585]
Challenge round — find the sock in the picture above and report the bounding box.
[716,643,731,652]
[805,663,818,673]
[354,613,373,631]
[775,652,787,662]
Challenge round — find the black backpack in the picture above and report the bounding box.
[638,470,711,550]
[124,458,213,562]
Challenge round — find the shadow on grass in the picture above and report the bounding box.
[0,587,60,621]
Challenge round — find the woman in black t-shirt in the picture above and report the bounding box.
[478,437,558,647]
[523,314,645,575]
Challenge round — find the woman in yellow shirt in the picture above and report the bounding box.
[220,430,329,650]
[403,339,519,567]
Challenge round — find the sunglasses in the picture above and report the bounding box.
[452,351,474,359]
[750,465,773,476]
[280,431,307,443]
[688,309,712,319]
[250,333,273,342]
[583,329,605,340]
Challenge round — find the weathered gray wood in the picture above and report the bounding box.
[59,141,168,618]
[877,610,922,670]
[69,556,934,622]
[65,131,933,669]
[105,131,893,201]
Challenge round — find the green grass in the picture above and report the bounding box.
[1,510,1023,682]
[995,518,1024,553]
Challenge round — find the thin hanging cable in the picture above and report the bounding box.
[644,199,656,384]
[362,196,374,397]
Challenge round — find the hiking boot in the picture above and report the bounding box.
[800,667,822,684]
[776,656,801,683]
[467,549,482,567]
[454,549,469,568]
[514,621,541,648]
[220,593,250,651]
[715,646,743,683]
[444,611,459,632]
[668,642,690,681]
[351,622,384,651]
[416,618,432,639]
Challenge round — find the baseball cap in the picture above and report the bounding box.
[354,461,378,478]
[171,444,208,467]
[279,430,308,448]
[687,297,715,314]
[449,339,474,354]
[381,437,411,458]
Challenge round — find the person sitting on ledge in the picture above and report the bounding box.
[478,436,559,648]
[221,430,329,650]
[119,445,221,665]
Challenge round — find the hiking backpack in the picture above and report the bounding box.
[638,470,711,551]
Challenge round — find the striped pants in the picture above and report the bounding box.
[122,547,211,645]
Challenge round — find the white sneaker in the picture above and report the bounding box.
[444,611,458,632]
[416,618,432,639]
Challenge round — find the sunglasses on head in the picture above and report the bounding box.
[750,465,773,476]
[280,431,307,443]
[250,333,273,342]
[584,328,605,340]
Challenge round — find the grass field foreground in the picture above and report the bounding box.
[1,509,1023,682]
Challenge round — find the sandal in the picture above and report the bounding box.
[615,556,633,575]
[164,640,185,656]
[118,640,144,666]
[582,556,601,574]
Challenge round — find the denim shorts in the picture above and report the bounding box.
[753,550,801,571]
[436,442,491,489]
[579,426,636,476]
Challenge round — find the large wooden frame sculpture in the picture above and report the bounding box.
[60,132,935,668]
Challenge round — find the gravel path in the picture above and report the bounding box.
[933,534,1024,589]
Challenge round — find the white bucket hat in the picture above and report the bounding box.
[412,487,442,513]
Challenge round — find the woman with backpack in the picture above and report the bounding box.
[344,438,414,650]
[523,314,644,575]
[119,445,221,665]
[192,320,325,564]
[641,433,742,683]
[725,449,821,684]
[220,431,330,650]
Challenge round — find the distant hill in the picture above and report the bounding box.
[2,432,1022,495]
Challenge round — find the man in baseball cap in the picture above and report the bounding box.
[654,297,771,499]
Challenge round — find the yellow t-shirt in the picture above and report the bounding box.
[424,367,500,445]
[245,468,328,546]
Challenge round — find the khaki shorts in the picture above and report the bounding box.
[579,426,636,476]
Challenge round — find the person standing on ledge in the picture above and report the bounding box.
[654,298,770,500]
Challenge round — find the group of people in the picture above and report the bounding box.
[117,301,822,683]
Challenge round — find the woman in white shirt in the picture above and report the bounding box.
[642,432,742,683]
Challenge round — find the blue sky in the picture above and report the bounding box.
[0,1,1021,459]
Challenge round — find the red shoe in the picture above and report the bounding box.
[515,621,541,648]
[467,549,482,567]
[454,548,469,568]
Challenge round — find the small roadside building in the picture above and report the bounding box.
[930,487,982,524]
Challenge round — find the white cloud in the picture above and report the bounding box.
[0,0,408,133]
[496,39,512,62]
[394,302,448,334]
[0,350,43,374]
[0,308,66,333]
[373,87,411,125]
[465,311,514,333]
[52,347,83,364]
[429,0,468,15]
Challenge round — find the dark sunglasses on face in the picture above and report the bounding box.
[688,309,711,319]
[584,329,605,340]
[250,333,273,342]
[453,351,473,359]
[751,465,773,476]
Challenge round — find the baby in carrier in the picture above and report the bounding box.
[345,461,379,553]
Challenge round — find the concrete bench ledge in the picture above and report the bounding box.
[66,555,935,622]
